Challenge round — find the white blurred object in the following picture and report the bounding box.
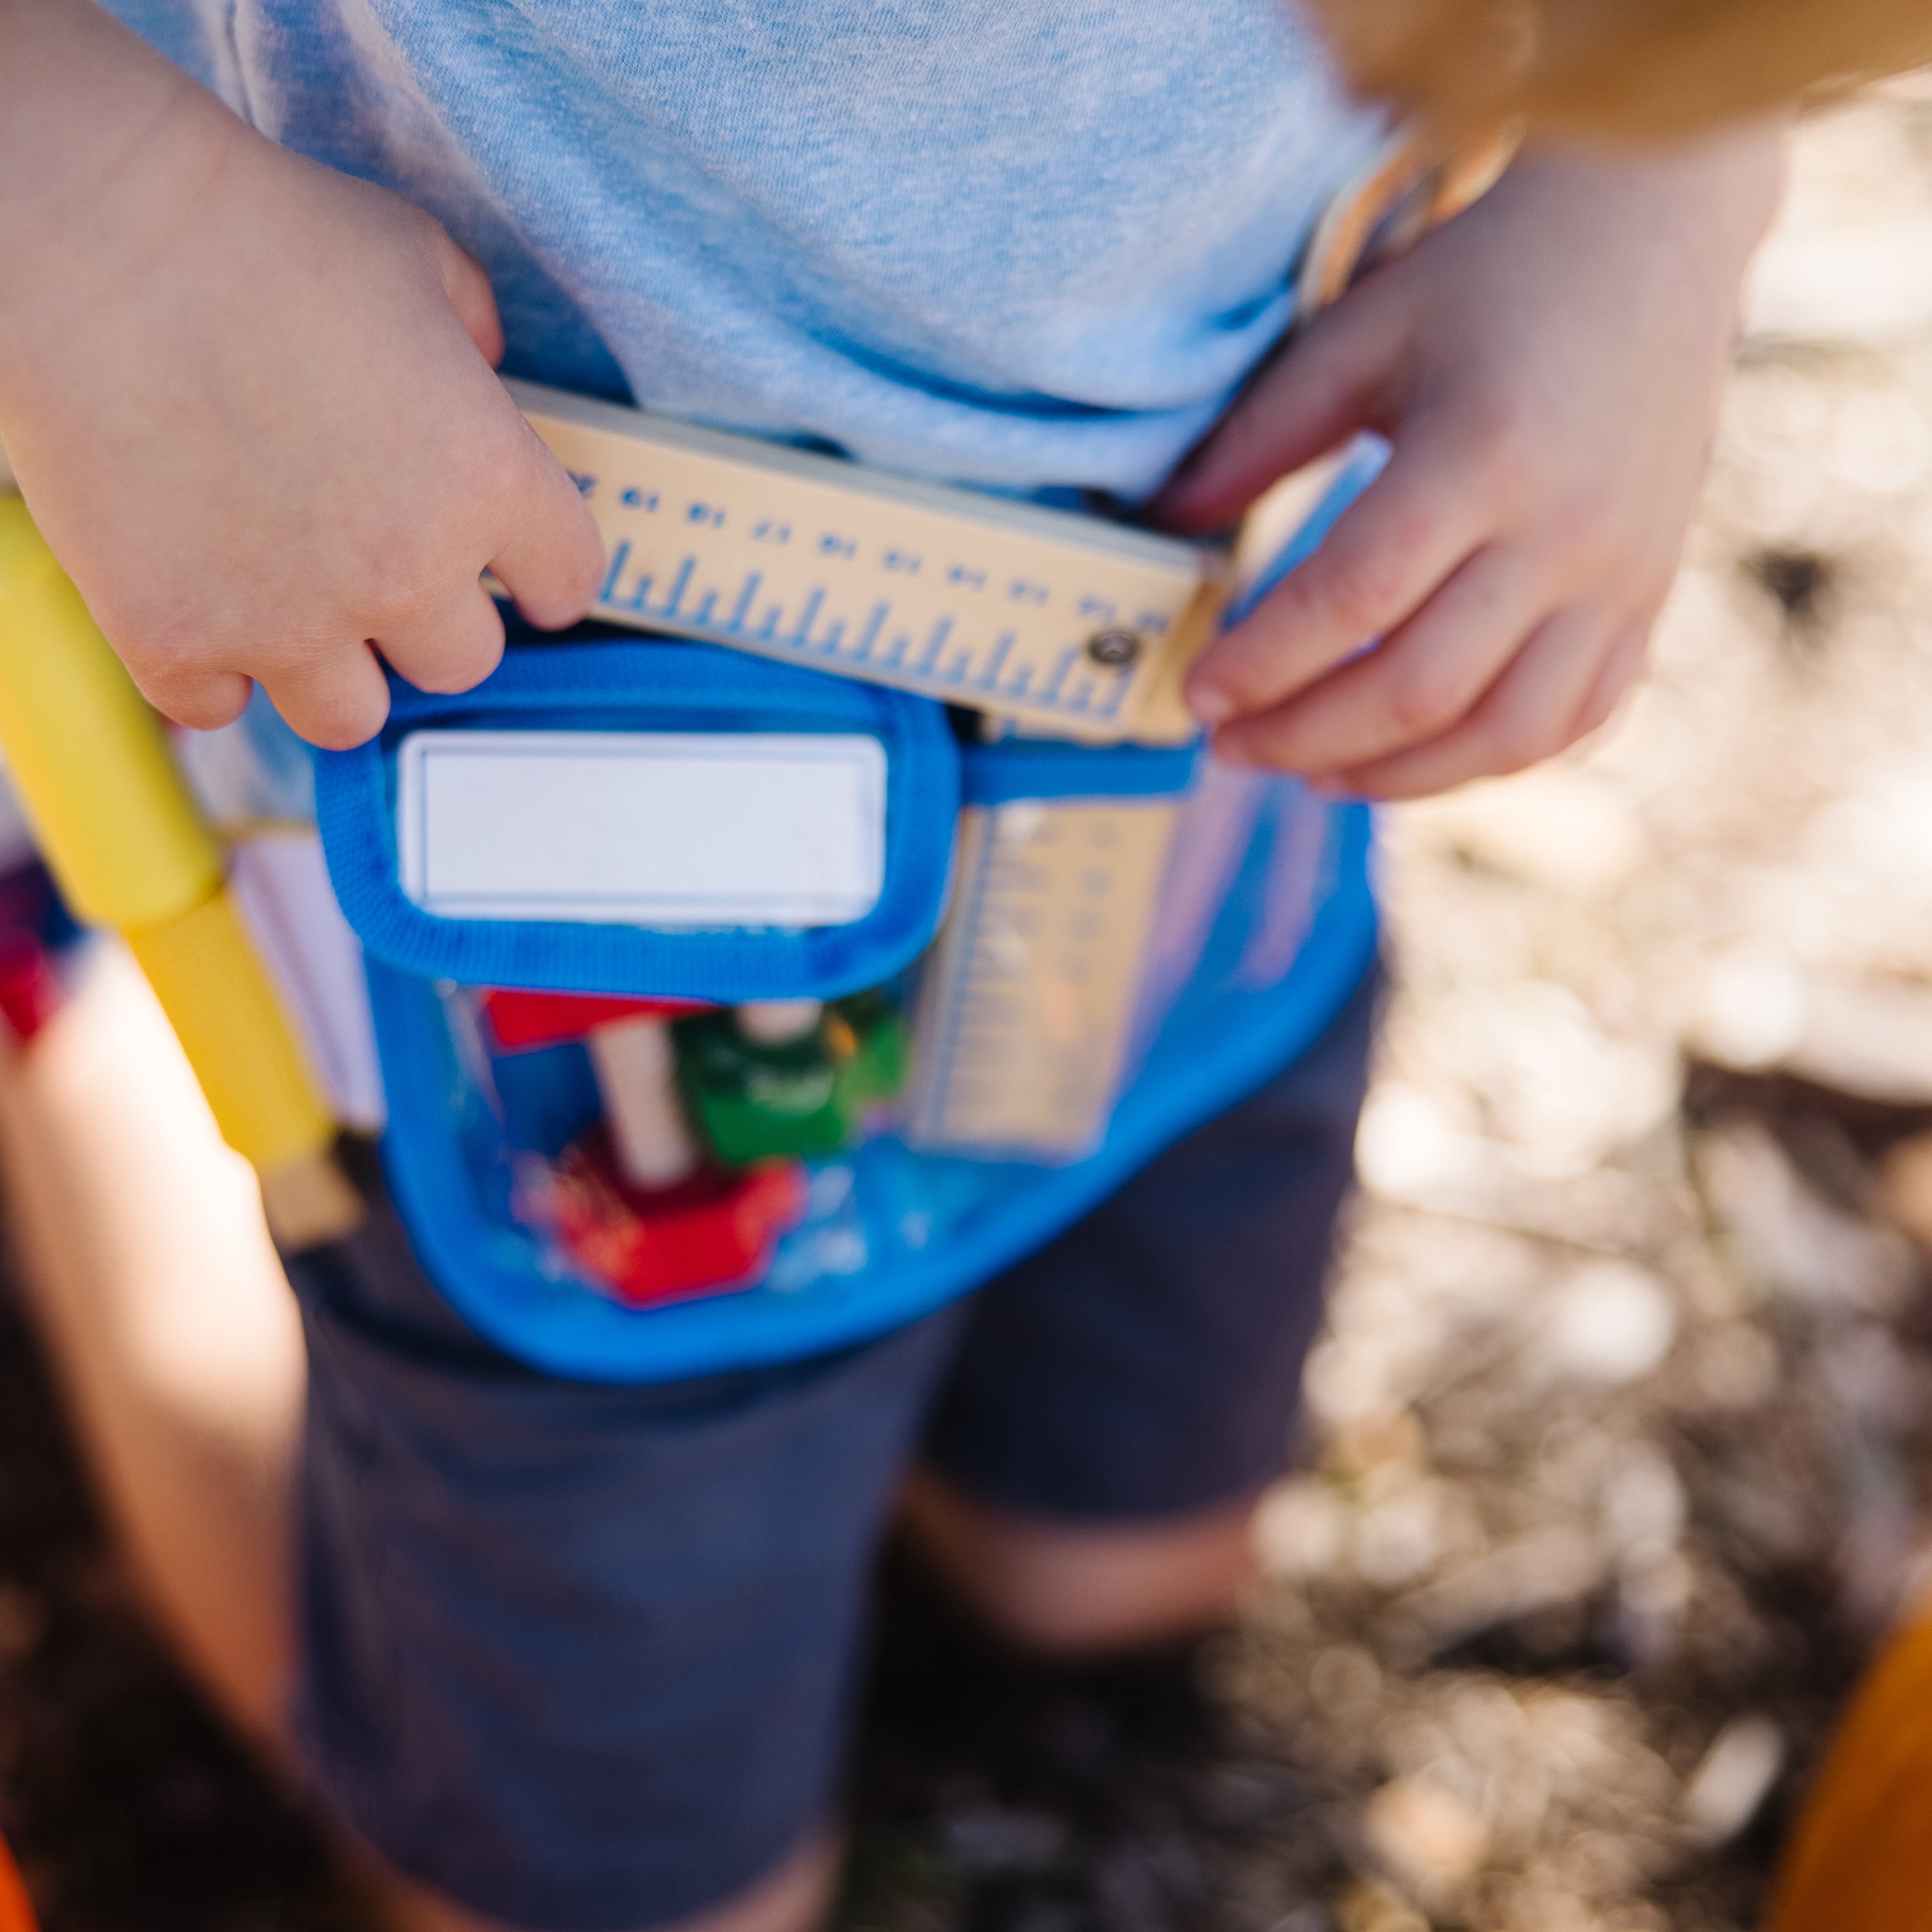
[1697,958,1932,1104]
[1363,1775,1492,1898]
[1745,217,1932,345]
[1354,1485,1446,1589]
[1252,1477,1350,1581]
[1699,1121,1912,1315]
[587,1016,699,1188]
[1693,943,1808,1069]
[1679,1714,1785,1846]
[1355,1082,1497,1200]
[1397,768,1645,897]
[1533,1262,1679,1387]
[1603,1443,1689,1556]
[1786,978,1932,1104]
[736,999,822,1045]
[1382,1526,1610,1656]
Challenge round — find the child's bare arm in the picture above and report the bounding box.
[1159,128,1784,799]
[0,0,603,749]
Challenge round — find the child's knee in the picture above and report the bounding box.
[900,1466,1261,1658]
[372,1832,840,1932]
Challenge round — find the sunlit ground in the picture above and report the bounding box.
[849,79,1932,1932]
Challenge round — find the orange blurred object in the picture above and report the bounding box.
[0,1828,40,1932]
[1768,1610,1932,1932]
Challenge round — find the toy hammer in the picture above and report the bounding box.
[0,492,360,1249]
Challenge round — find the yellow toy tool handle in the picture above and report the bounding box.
[0,495,359,1247]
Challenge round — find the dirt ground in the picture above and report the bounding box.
[6,84,1932,1932]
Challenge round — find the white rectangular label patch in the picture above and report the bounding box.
[395,730,887,927]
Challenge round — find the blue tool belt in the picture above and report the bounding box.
[199,451,1382,1385]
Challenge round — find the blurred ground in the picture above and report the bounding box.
[5,82,1932,1932]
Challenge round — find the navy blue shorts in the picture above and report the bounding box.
[287,969,1376,1931]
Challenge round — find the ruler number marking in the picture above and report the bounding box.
[573,445,1200,732]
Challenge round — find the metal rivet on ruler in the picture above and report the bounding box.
[1086,629,1142,668]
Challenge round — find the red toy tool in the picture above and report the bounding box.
[485,986,805,1305]
[542,1135,806,1308]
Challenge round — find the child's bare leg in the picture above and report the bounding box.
[0,947,844,1932]
[896,973,1381,1664]
[377,1832,839,1932]
[900,1466,1258,1656]
[0,939,303,1743]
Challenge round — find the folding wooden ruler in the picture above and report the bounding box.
[904,790,1182,1157]
[510,380,1224,746]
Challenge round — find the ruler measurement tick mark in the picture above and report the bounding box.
[791,589,824,650]
[511,379,1222,743]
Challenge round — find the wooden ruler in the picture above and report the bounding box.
[905,793,1181,1157]
[511,381,1224,745]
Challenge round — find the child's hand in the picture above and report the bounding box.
[1157,131,1783,800]
[0,0,603,749]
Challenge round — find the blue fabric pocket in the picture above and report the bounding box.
[314,638,958,1003]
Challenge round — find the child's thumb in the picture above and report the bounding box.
[1153,296,1399,535]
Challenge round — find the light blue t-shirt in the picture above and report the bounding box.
[94,0,1390,1379]
[109,0,1378,497]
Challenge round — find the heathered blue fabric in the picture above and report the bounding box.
[104,0,1379,498]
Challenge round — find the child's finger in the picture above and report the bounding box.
[1197,493,1526,756]
[374,579,506,697]
[1154,296,1403,533]
[1183,430,1500,728]
[1571,622,1651,741]
[129,664,256,735]
[1307,607,1626,800]
[487,430,607,632]
[258,639,393,751]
